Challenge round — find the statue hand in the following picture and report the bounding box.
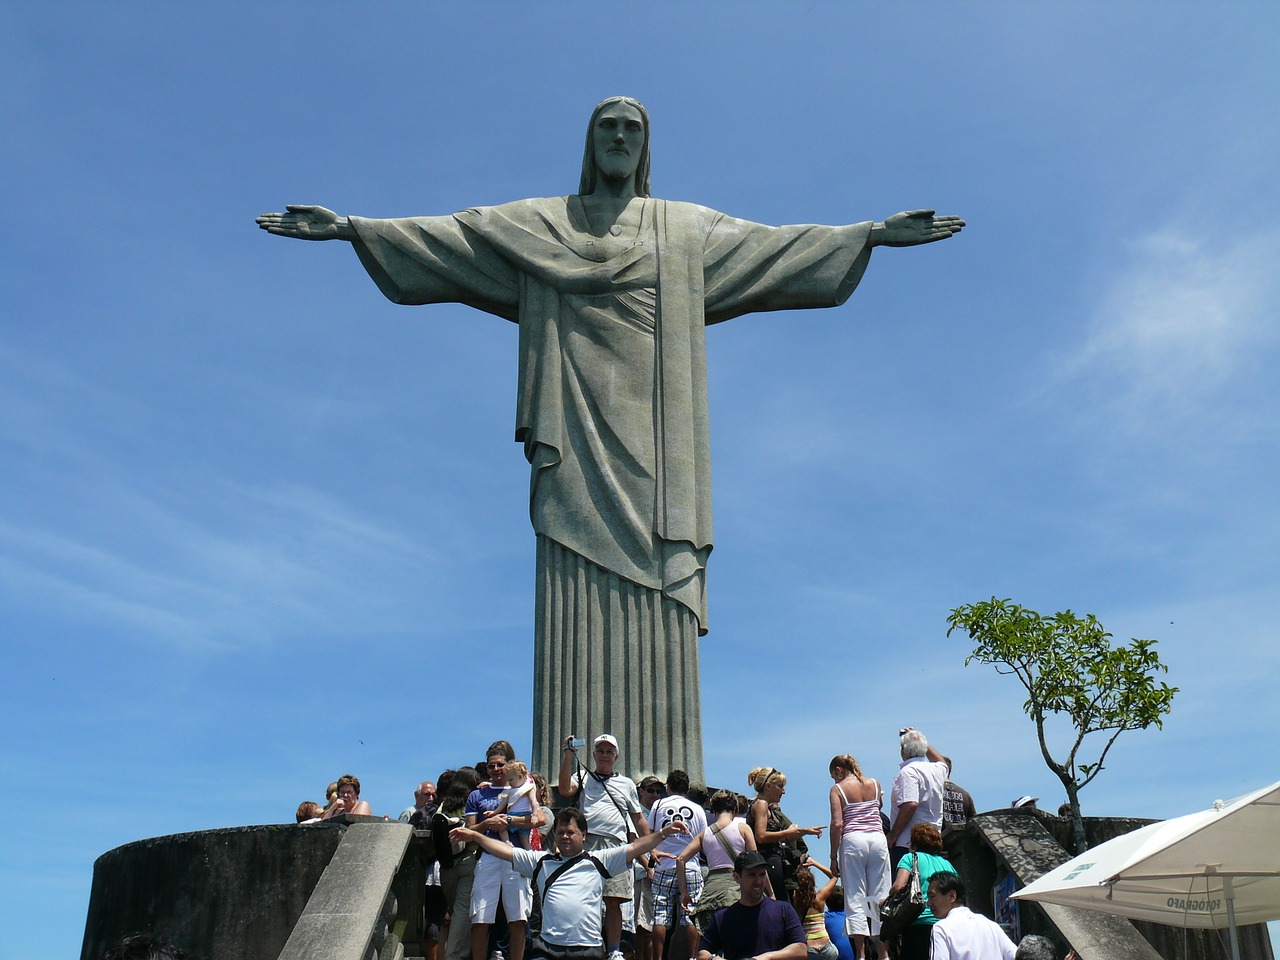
[256,204,355,241]
[872,210,964,247]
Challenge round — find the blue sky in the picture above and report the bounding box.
[2,4,1278,958]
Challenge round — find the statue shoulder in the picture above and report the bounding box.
[459,196,566,218]
[649,198,725,238]
[658,198,719,217]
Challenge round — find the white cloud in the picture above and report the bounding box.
[0,474,454,653]
[1061,227,1280,431]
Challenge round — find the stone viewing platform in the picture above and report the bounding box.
[80,808,1273,960]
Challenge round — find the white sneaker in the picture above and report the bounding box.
[606,951,625,960]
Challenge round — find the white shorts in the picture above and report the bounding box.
[470,851,532,923]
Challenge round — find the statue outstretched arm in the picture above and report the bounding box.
[256,204,358,242]
[869,210,965,247]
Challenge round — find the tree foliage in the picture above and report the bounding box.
[946,597,1178,850]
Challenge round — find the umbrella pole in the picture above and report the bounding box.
[1222,875,1240,960]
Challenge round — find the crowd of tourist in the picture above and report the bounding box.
[292,728,1074,960]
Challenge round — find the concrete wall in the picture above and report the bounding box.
[80,823,345,960]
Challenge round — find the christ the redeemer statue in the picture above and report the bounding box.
[257,96,963,783]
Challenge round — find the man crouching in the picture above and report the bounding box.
[452,809,688,960]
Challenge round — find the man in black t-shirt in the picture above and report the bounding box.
[939,757,976,833]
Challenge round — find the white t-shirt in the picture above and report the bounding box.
[890,757,948,838]
[512,845,630,946]
[647,795,708,871]
[572,770,642,842]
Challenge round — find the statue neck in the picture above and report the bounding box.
[589,172,638,200]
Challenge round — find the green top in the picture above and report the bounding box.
[901,851,956,925]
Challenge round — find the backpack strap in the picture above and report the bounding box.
[587,770,636,839]
[708,823,737,864]
[533,852,612,903]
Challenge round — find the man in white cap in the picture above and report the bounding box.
[559,734,649,960]
[1011,796,1039,810]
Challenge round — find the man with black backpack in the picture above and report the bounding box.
[452,809,688,960]
[558,734,650,960]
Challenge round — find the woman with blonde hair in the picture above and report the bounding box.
[828,754,888,959]
[747,766,824,896]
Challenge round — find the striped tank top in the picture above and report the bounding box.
[838,780,883,834]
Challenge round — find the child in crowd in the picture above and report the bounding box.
[493,760,541,849]
[295,801,323,824]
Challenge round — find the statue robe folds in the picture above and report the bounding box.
[348,197,873,781]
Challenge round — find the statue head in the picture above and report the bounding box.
[578,96,651,197]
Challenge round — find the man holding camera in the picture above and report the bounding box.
[558,734,649,960]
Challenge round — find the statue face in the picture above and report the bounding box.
[592,100,645,184]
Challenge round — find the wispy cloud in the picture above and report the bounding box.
[0,476,447,653]
[1058,227,1280,432]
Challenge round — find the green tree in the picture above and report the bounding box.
[946,597,1177,852]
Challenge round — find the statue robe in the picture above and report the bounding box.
[349,197,873,781]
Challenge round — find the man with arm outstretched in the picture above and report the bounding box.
[451,808,688,960]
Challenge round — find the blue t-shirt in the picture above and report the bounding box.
[824,909,855,960]
[699,897,805,960]
[465,785,507,825]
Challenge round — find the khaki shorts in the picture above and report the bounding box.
[635,872,654,930]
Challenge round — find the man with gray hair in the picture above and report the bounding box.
[887,726,950,868]
[1014,934,1057,960]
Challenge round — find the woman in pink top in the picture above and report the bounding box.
[676,789,761,933]
[828,754,889,960]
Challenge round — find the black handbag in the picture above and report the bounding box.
[879,852,925,939]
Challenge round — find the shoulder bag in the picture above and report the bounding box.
[878,852,926,939]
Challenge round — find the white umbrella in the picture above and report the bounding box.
[1011,779,1280,960]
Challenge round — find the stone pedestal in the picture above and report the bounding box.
[531,536,704,785]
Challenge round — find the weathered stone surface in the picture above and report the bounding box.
[256,98,963,783]
[975,812,1163,960]
[278,821,413,960]
[79,823,344,960]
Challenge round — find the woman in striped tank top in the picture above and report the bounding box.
[828,755,890,960]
